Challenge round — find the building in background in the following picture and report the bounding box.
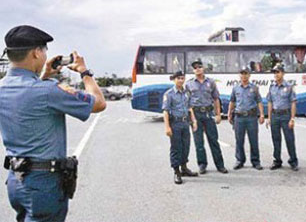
[208,27,245,43]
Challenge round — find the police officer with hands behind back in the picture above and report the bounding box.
[0,25,106,222]
[228,67,264,171]
[185,59,228,174]
[266,64,298,171]
[163,71,198,185]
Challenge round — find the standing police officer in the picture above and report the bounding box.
[228,67,265,170]
[185,60,228,174]
[163,71,198,184]
[266,64,298,171]
[0,25,106,222]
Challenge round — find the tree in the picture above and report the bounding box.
[0,72,6,79]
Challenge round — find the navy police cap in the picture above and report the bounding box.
[271,63,285,73]
[170,70,185,80]
[191,59,203,68]
[5,25,53,50]
[239,66,250,74]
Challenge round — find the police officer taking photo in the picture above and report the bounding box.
[185,59,228,174]
[0,25,106,222]
[163,71,198,185]
[266,64,299,171]
[228,67,265,170]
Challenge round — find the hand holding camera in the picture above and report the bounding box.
[67,51,87,73]
[41,51,87,80]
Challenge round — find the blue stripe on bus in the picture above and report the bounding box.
[132,85,306,115]
[132,84,173,113]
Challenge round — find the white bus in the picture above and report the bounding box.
[131,44,306,115]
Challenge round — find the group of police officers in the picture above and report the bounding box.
[163,59,298,185]
[0,24,300,221]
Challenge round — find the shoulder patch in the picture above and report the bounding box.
[291,85,296,92]
[77,91,92,103]
[57,84,77,95]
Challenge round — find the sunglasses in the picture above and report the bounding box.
[193,65,203,69]
[273,70,281,74]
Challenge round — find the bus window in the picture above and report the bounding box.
[143,51,166,74]
[186,51,225,73]
[240,48,295,73]
[167,53,184,73]
[281,49,295,72]
[240,49,266,73]
[225,50,240,73]
[293,47,306,73]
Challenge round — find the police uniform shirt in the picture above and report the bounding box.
[266,81,296,110]
[185,77,219,107]
[230,83,262,112]
[0,68,95,159]
[162,86,189,117]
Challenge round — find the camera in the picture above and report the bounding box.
[51,54,74,69]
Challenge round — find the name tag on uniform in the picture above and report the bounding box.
[283,87,287,92]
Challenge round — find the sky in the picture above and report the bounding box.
[1,0,306,77]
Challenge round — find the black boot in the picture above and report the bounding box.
[174,167,183,184]
[181,164,198,177]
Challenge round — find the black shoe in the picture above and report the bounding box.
[233,162,244,170]
[217,167,228,174]
[174,172,183,184]
[181,167,198,177]
[270,163,282,170]
[199,164,207,174]
[291,165,299,171]
[253,164,263,170]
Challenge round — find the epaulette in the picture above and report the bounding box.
[42,77,59,83]
[187,78,195,82]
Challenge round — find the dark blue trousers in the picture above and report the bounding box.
[192,111,225,169]
[271,113,298,166]
[7,170,68,222]
[234,116,260,165]
[169,121,190,168]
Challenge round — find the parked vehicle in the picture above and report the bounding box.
[101,88,123,101]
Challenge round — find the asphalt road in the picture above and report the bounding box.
[1,100,306,222]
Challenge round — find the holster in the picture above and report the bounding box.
[60,156,78,199]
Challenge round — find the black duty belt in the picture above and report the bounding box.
[235,108,257,117]
[170,116,188,122]
[4,156,62,172]
[193,106,214,112]
[272,109,290,115]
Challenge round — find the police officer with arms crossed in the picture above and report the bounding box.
[163,71,198,185]
[228,67,265,170]
[0,25,106,222]
[185,60,228,174]
[266,64,299,171]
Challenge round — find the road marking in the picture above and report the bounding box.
[73,113,102,158]
[218,140,231,147]
[296,123,306,129]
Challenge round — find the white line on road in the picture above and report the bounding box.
[218,140,231,147]
[73,113,102,158]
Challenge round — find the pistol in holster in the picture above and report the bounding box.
[60,156,78,199]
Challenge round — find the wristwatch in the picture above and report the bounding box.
[80,69,94,79]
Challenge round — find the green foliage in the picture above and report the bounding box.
[0,72,6,79]
[95,76,132,87]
